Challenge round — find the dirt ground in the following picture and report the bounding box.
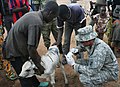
[0,0,120,87]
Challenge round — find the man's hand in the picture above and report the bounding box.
[28,45,45,75]
[65,52,75,66]
[37,64,45,75]
[34,57,45,75]
[30,56,45,75]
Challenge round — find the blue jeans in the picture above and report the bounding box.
[63,20,86,58]
[10,57,40,87]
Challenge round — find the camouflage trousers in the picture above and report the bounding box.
[79,71,114,87]
[41,20,58,49]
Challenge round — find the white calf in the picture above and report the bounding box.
[19,45,68,87]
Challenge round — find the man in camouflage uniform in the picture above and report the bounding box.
[29,0,61,51]
[42,19,59,50]
[65,25,119,87]
[41,0,61,50]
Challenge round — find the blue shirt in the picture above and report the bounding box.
[57,3,85,27]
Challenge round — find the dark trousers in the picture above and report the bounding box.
[10,57,39,87]
[63,20,86,58]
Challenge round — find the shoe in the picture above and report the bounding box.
[38,82,49,87]
[6,72,18,80]
[61,55,67,65]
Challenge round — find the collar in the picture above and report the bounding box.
[88,38,101,56]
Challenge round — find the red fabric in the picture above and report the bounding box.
[0,13,2,25]
[9,0,30,23]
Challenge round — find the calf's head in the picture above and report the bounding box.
[19,60,37,78]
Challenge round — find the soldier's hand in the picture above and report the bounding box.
[65,52,75,66]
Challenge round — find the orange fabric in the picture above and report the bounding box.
[113,20,120,25]
[0,13,15,77]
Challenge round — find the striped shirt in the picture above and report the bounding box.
[9,0,30,23]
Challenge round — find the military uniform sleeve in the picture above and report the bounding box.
[74,47,106,76]
[28,25,41,48]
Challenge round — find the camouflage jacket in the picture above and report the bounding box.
[74,38,119,84]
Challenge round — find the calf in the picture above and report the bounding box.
[19,45,68,87]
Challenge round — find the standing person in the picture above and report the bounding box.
[105,10,114,51]
[41,0,62,52]
[110,5,120,57]
[107,0,120,14]
[90,0,107,16]
[0,0,17,80]
[93,6,109,40]
[42,18,62,51]
[57,3,86,64]
[65,25,119,87]
[106,0,120,20]
[3,1,59,87]
[29,0,41,11]
[1,0,13,33]
[89,0,107,26]
[29,0,63,52]
[9,0,30,23]
[0,7,4,70]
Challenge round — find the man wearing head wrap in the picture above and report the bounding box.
[65,25,119,87]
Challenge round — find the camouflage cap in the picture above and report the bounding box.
[75,25,98,42]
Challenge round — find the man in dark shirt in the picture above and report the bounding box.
[3,1,59,87]
[57,3,86,65]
